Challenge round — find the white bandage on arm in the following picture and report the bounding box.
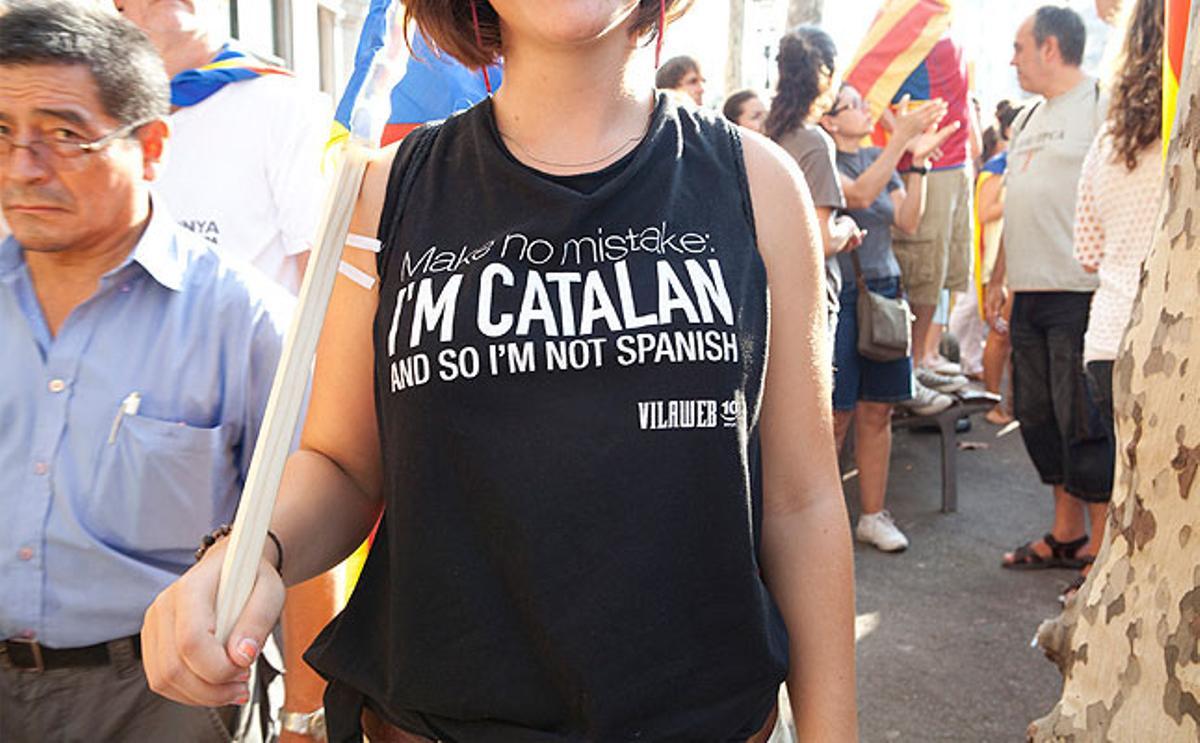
[338,260,376,290]
[346,233,381,252]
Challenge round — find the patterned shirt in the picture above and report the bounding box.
[1073,132,1162,362]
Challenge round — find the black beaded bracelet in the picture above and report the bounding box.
[194,524,284,578]
[194,524,232,562]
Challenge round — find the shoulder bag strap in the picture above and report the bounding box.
[849,249,869,293]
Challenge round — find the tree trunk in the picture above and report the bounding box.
[727,0,744,96]
[1030,5,1200,740]
[786,0,822,28]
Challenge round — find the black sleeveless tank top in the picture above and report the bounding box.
[306,94,788,742]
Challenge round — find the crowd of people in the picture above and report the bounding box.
[667,2,1161,579]
[0,0,1168,740]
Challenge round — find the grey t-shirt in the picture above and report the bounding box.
[1004,78,1106,292]
[776,124,847,298]
[834,147,902,284]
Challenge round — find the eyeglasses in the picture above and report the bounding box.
[827,98,868,117]
[0,119,149,168]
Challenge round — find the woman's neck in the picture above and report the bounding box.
[490,25,653,175]
[830,129,861,153]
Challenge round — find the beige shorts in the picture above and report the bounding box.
[892,166,973,306]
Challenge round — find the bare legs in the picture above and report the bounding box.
[911,303,936,368]
[834,401,895,515]
[983,293,1014,424]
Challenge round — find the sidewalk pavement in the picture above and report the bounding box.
[844,413,1070,742]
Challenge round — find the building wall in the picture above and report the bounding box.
[219,0,369,105]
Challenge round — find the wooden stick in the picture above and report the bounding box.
[215,144,370,642]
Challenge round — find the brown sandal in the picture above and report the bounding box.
[1002,533,1089,570]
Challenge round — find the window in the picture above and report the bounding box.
[317,5,337,94]
[228,0,291,68]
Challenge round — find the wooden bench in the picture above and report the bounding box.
[890,389,1002,513]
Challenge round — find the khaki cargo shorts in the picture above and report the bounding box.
[891,166,973,306]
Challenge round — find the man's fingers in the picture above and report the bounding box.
[224,561,286,670]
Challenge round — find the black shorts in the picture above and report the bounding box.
[1010,292,1113,502]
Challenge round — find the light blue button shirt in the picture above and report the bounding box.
[0,204,293,648]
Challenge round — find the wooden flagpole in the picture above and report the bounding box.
[214,144,370,642]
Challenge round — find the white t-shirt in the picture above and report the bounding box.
[155,74,329,294]
[1003,77,1106,293]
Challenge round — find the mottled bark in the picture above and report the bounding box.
[1029,5,1200,742]
[727,0,744,96]
[786,0,822,29]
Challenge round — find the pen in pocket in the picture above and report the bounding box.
[107,392,142,444]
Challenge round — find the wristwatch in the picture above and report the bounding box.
[903,164,930,175]
[280,708,327,740]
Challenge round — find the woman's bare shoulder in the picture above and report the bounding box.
[738,130,820,261]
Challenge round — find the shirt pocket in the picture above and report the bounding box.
[86,413,237,556]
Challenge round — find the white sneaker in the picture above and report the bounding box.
[927,355,963,376]
[856,510,910,552]
[898,381,953,416]
[916,366,969,393]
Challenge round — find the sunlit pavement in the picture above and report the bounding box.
[844,412,1067,742]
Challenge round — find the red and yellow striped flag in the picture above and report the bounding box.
[1165,0,1192,157]
[843,0,955,125]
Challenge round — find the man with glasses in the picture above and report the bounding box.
[0,4,290,739]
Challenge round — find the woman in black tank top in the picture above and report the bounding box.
[143,3,857,741]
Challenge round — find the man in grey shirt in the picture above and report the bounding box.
[987,6,1109,573]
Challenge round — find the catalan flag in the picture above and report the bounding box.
[842,0,955,127]
[170,43,291,108]
[1165,0,1192,156]
[329,0,502,150]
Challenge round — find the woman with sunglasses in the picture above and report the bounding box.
[820,84,956,552]
[141,2,856,740]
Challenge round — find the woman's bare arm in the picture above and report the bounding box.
[740,131,858,742]
[142,144,400,708]
[977,175,1005,225]
[267,144,397,586]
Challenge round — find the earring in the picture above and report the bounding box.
[470,2,494,94]
[655,0,666,69]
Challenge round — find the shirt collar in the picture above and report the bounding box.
[0,199,187,292]
[0,234,21,281]
[120,200,187,292]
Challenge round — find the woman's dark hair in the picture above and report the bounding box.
[656,55,700,90]
[722,89,759,124]
[995,99,1019,139]
[978,100,1021,168]
[403,0,694,69]
[979,125,1001,166]
[1108,0,1163,171]
[0,0,169,126]
[764,25,837,141]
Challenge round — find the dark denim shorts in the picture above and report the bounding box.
[1010,292,1113,501]
[832,276,914,412]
